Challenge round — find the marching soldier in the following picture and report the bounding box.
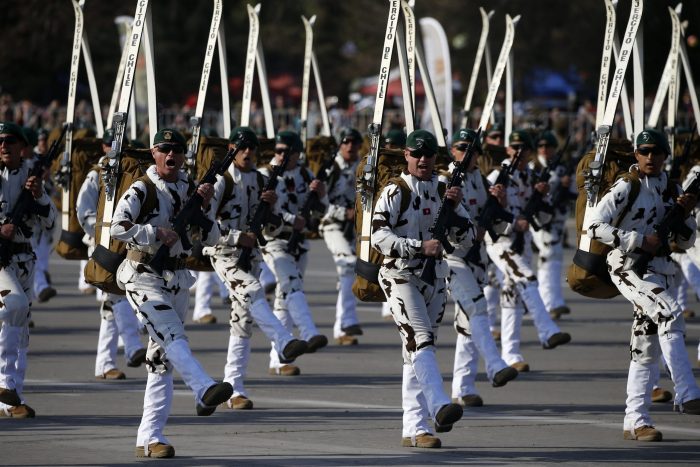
[530,131,576,319]
[586,129,700,441]
[445,129,518,407]
[485,130,571,372]
[320,127,362,345]
[372,129,470,448]
[259,131,329,375]
[76,138,146,380]
[204,127,308,408]
[111,129,233,458]
[0,122,57,418]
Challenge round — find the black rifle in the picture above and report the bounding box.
[341,199,355,242]
[0,124,68,267]
[286,153,336,255]
[236,148,292,272]
[464,147,523,263]
[419,129,482,284]
[631,173,700,277]
[521,135,570,232]
[148,135,250,276]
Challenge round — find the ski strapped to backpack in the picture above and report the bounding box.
[353,0,401,302]
[460,7,494,128]
[86,0,151,293]
[568,0,643,299]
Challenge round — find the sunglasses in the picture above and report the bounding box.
[488,133,503,139]
[407,149,436,159]
[0,136,19,145]
[637,146,665,157]
[155,143,184,154]
[537,143,554,148]
[509,144,525,151]
[274,147,288,155]
[452,143,470,152]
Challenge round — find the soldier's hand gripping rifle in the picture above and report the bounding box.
[0,124,68,267]
[236,148,292,272]
[286,152,336,255]
[631,173,700,277]
[148,135,251,276]
[419,129,482,284]
[464,147,523,263]
[521,135,569,232]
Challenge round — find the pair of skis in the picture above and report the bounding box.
[186,0,231,177]
[240,4,274,139]
[577,0,643,257]
[300,15,331,144]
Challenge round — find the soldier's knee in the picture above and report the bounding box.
[229,317,253,339]
[0,292,30,326]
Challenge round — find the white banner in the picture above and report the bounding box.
[419,17,452,137]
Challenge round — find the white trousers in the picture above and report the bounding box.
[532,222,566,310]
[192,271,227,321]
[322,228,359,338]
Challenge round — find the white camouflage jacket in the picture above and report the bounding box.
[586,166,695,275]
[320,153,358,231]
[259,163,328,241]
[486,160,552,245]
[371,171,475,278]
[110,165,220,257]
[76,168,99,244]
[0,161,57,246]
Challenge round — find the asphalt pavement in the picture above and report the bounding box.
[2,240,700,466]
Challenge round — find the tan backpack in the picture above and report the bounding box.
[84,149,155,295]
[54,136,103,260]
[567,139,640,299]
[185,136,234,271]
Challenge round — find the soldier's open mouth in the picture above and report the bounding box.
[165,159,176,167]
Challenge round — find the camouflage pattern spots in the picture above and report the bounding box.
[379,270,446,363]
[486,239,538,308]
[0,259,34,327]
[446,256,487,337]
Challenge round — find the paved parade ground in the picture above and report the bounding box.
[2,241,700,466]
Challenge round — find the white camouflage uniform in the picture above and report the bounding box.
[485,161,564,365]
[529,155,577,312]
[0,159,57,413]
[76,168,144,377]
[372,171,474,440]
[586,166,700,431]
[320,152,360,339]
[259,162,327,370]
[204,165,303,399]
[111,165,221,450]
[444,162,512,400]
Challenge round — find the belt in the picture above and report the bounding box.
[126,250,187,271]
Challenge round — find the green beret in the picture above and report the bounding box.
[275,130,303,153]
[22,127,38,147]
[385,129,406,147]
[103,128,115,145]
[339,127,362,143]
[153,128,186,148]
[508,129,533,150]
[536,130,558,147]
[406,129,438,155]
[636,129,671,155]
[452,128,482,153]
[486,123,504,136]
[230,126,259,147]
[0,122,28,145]
[37,128,49,140]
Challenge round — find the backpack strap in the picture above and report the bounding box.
[134,175,158,224]
[613,172,641,228]
[389,176,412,217]
[217,171,235,216]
